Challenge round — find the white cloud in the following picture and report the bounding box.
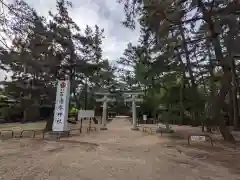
[26,0,140,60]
[0,0,140,81]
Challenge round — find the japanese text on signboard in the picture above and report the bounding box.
[55,81,66,124]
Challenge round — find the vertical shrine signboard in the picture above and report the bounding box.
[52,80,70,132]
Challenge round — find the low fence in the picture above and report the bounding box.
[0,118,98,140]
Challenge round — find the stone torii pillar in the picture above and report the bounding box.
[124,92,143,131]
[96,93,115,130]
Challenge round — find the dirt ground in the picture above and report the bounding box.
[0,118,240,180]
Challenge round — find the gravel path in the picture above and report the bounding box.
[0,118,239,180]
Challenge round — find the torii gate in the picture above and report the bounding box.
[96,92,115,130]
[124,92,143,130]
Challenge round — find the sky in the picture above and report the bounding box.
[0,0,141,81]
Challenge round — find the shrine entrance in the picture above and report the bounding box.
[116,106,130,117]
[92,90,143,131]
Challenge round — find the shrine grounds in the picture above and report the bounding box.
[0,118,240,180]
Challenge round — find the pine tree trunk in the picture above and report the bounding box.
[229,88,234,125]
[226,17,240,130]
[198,1,235,142]
[179,76,184,125]
[45,107,54,131]
[172,38,188,126]
[226,41,239,130]
[178,24,199,124]
[213,70,235,142]
[231,59,240,130]
[23,109,28,122]
[45,116,54,131]
[201,123,205,132]
[232,83,239,130]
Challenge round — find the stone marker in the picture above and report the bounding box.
[52,79,70,138]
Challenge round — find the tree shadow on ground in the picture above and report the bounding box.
[163,130,240,175]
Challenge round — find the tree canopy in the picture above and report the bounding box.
[117,0,240,142]
[0,0,240,142]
